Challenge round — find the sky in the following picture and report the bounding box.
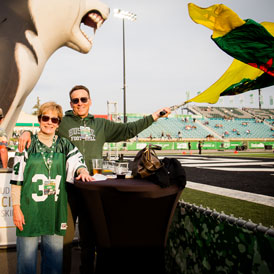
[22,0,274,116]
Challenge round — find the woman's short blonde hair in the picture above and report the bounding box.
[37,102,63,123]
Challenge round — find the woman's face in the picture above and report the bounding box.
[39,110,59,135]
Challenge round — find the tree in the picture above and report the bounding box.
[32,97,41,115]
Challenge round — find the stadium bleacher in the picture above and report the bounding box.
[205,118,273,139]
[244,108,274,119]
[126,107,274,140]
[190,106,254,119]
[137,117,212,139]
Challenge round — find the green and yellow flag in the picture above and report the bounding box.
[185,3,274,104]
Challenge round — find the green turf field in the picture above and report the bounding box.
[177,151,274,228]
[181,188,274,228]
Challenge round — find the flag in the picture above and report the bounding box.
[213,19,274,77]
[186,91,190,100]
[229,96,234,105]
[240,95,244,104]
[185,58,274,104]
[270,96,273,105]
[259,94,264,105]
[185,3,274,104]
[250,94,254,104]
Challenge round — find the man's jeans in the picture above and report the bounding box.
[16,234,63,274]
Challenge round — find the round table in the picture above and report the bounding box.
[75,177,183,274]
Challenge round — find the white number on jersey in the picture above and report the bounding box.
[32,174,62,202]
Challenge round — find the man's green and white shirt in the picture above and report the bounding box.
[10,135,86,237]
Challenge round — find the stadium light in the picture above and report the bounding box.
[114,9,137,123]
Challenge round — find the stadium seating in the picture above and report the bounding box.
[206,118,273,139]
[190,105,254,119]
[126,116,211,139]
[126,107,274,140]
[244,108,274,119]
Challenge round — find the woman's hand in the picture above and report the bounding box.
[76,168,94,182]
[13,205,25,231]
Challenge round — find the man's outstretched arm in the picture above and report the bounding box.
[18,131,32,153]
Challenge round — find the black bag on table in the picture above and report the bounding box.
[132,144,163,177]
[131,144,186,189]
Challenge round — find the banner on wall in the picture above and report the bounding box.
[0,172,16,247]
[105,141,274,151]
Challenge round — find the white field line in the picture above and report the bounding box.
[164,157,257,163]
[186,181,274,207]
[181,161,274,167]
[180,157,257,162]
[202,167,274,172]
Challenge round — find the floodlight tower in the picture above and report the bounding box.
[114,9,137,123]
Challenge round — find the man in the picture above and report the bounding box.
[0,108,8,169]
[19,85,171,274]
[198,141,202,155]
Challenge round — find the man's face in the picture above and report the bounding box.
[70,89,92,118]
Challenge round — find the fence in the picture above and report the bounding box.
[165,202,274,274]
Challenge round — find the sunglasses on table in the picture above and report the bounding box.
[71,97,89,104]
[39,115,60,124]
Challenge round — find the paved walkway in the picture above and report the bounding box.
[0,245,81,274]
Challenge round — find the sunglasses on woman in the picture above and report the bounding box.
[39,115,60,124]
[71,97,89,104]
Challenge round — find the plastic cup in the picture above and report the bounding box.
[114,162,128,179]
[92,159,104,175]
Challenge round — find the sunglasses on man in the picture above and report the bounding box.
[71,97,89,104]
[38,115,60,124]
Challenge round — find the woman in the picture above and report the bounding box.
[10,102,94,274]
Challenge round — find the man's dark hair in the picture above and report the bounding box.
[69,85,90,100]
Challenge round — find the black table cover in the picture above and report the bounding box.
[75,178,183,274]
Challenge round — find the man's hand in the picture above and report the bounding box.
[152,107,171,121]
[18,131,32,152]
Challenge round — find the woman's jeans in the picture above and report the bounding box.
[16,234,63,274]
